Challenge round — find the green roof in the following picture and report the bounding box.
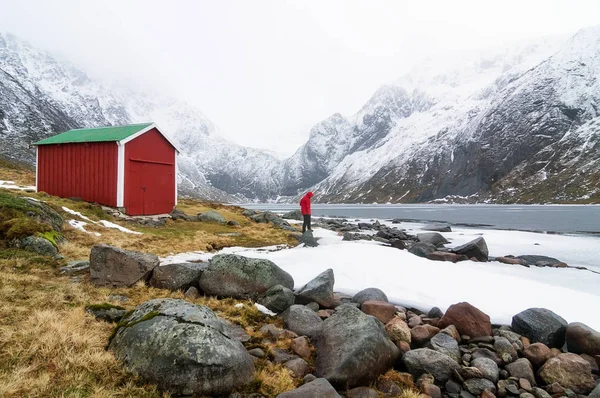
[34,123,154,145]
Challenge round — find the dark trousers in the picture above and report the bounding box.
[302,214,312,233]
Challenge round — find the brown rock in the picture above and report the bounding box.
[284,358,311,378]
[440,325,461,342]
[581,353,599,374]
[438,302,492,338]
[549,348,561,357]
[361,300,397,324]
[346,386,379,398]
[385,317,412,344]
[538,353,596,394]
[291,336,312,360]
[522,342,553,369]
[496,256,526,265]
[411,324,440,346]
[423,317,440,327]
[481,388,497,398]
[461,367,485,379]
[422,383,442,398]
[565,322,600,356]
[521,336,530,349]
[376,379,402,396]
[396,340,411,354]
[317,309,334,319]
[519,378,532,392]
[408,315,423,328]
[90,244,159,287]
[184,286,200,299]
[427,251,462,262]
[550,262,568,268]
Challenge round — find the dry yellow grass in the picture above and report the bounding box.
[0,158,35,186]
[0,161,306,397]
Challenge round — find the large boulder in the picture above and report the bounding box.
[197,209,227,223]
[257,284,295,313]
[403,348,461,384]
[511,308,567,348]
[515,255,563,267]
[437,302,492,338]
[352,288,388,305]
[565,322,600,356]
[522,342,553,369]
[199,254,294,299]
[450,237,488,262]
[539,353,596,394]
[417,232,449,247]
[589,383,600,398]
[313,305,399,388]
[282,305,324,339]
[282,209,303,221]
[295,269,335,308]
[276,378,341,398]
[90,244,159,287]
[109,298,254,396]
[423,224,452,233]
[409,242,437,258]
[149,262,208,291]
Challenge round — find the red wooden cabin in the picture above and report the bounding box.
[34,123,178,216]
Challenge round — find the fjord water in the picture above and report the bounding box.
[242,204,600,235]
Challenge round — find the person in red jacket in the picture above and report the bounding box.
[300,191,314,233]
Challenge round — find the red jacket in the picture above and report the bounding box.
[300,192,313,215]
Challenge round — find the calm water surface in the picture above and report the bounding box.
[241,204,600,235]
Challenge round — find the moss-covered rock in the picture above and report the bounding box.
[109,298,255,396]
[199,254,294,299]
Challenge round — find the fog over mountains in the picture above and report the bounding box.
[1,27,599,203]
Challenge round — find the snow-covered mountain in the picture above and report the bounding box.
[2,27,599,204]
[297,28,600,203]
[0,32,282,201]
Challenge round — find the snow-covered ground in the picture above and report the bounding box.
[163,221,600,331]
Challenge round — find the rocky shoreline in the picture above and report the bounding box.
[85,236,600,398]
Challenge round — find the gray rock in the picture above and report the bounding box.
[227,220,240,226]
[170,208,195,221]
[495,336,518,363]
[303,374,317,384]
[531,387,552,398]
[314,305,399,388]
[242,209,259,217]
[430,332,461,362]
[511,308,567,348]
[85,303,127,323]
[471,348,502,366]
[22,197,64,231]
[446,380,462,394]
[109,298,254,396]
[295,269,335,308]
[409,242,437,258]
[471,357,499,383]
[284,358,311,378]
[460,391,476,398]
[423,224,452,233]
[199,254,294,299]
[305,302,320,312]
[19,235,58,257]
[60,260,90,274]
[250,211,294,230]
[90,244,159,287]
[220,319,251,342]
[197,209,227,223]
[298,230,319,247]
[403,348,461,384]
[589,383,600,398]
[272,348,298,364]
[282,209,303,221]
[516,255,562,266]
[282,305,323,339]
[184,286,200,299]
[352,288,388,305]
[258,284,296,313]
[346,386,380,398]
[276,378,341,398]
[505,358,536,386]
[149,262,207,291]
[248,348,265,358]
[417,232,449,247]
[463,378,497,395]
[450,237,489,262]
[428,306,444,318]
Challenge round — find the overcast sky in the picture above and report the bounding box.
[1,0,600,154]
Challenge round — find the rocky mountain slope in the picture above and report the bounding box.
[303,28,600,204]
